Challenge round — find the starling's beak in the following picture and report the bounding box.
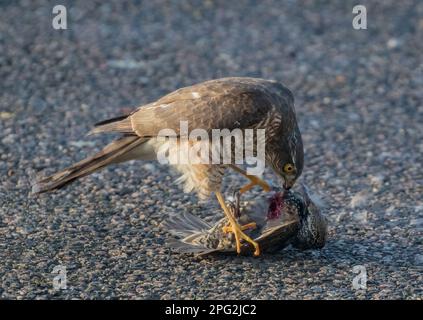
[300,183,312,206]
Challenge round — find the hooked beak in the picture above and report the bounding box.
[283,178,295,190]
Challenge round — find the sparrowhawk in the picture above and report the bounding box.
[34,77,304,256]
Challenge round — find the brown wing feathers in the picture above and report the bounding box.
[34,77,285,194]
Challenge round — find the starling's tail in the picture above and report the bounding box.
[32,135,147,194]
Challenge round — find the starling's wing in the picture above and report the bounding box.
[162,211,212,238]
[161,212,221,254]
[253,218,299,253]
[90,77,293,136]
[163,212,299,256]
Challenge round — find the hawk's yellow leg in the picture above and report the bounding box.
[222,222,257,233]
[215,191,260,256]
[229,165,271,194]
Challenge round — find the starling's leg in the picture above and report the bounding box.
[227,190,241,218]
[229,165,271,194]
[215,191,260,256]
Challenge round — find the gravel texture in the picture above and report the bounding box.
[0,0,422,299]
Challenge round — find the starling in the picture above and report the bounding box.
[162,185,327,255]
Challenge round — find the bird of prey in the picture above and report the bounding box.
[162,186,327,255]
[34,77,304,256]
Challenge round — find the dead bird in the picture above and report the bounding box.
[162,185,328,256]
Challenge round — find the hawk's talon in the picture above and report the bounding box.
[216,191,261,256]
[222,222,257,234]
[222,222,260,256]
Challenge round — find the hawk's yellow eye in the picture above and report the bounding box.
[283,163,294,173]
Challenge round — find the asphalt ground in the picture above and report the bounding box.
[0,0,422,299]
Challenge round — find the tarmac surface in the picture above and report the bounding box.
[0,0,422,299]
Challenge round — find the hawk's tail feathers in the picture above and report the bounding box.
[88,115,133,135]
[32,136,145,194]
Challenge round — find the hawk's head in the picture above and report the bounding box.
[274,125,304,190]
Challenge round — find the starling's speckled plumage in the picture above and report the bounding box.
[162,186,328,255]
